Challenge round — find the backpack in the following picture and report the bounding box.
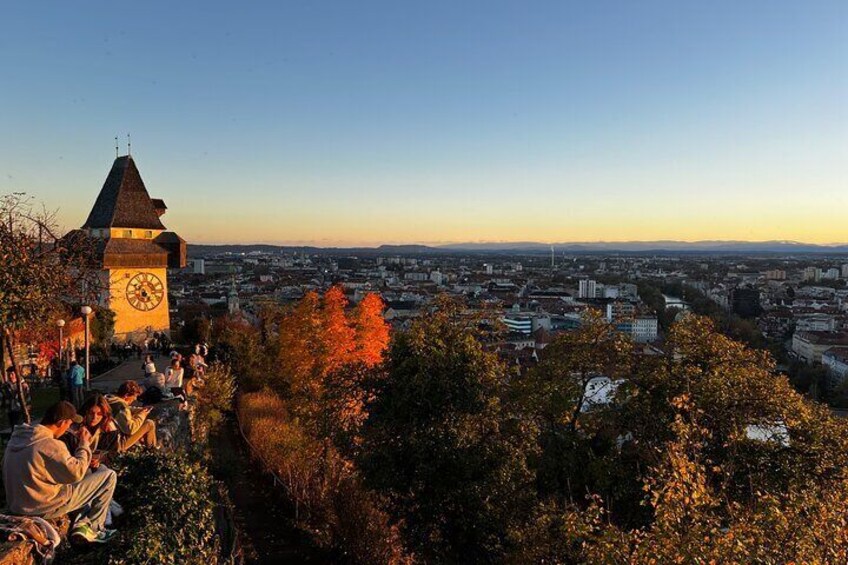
[139,386,163,406]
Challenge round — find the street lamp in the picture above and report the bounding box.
[80,306,92,391]
[56,319,65,376]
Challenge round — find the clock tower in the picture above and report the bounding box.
[81,155,186,342]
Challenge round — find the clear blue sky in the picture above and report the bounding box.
[1,1,846,245]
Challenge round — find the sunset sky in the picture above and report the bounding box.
[1,1,846,246]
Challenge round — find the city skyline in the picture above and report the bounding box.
[1,1,846,246]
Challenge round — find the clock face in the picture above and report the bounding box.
[126,272,165,311]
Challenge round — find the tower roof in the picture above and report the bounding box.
[83,156,166,230]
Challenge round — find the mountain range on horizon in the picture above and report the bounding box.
[187,240,848,257]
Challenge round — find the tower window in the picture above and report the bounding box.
[144,230,153,238]
[123,230,132,238]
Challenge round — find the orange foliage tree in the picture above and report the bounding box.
[353,293,390,368]
[277,291,322,400]
[321,286,356,375]
[273,287,390,427]
[233,291,401,563]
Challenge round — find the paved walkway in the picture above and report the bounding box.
[89,352,167,393]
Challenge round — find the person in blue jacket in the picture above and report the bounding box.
[68,359,86,409]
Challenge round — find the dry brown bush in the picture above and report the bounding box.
[238,391,410,564]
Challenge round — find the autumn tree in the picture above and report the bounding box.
[513,313,848,562]
[352,293,390,368]
[272,287,390,418]
[320,286,356,375]
[276,291,322,401]
[0,194,101,422]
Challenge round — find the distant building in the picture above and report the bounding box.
[206,262,241,275]
[501,314,551,335]
[765,269,786,281]
[822,347,848,391]
[795,315,837,332]
[804,267,822,282]
[619,283,639,300]
[824,267,841,280]
[630,317,659,343]
[605,301,636,322]
[662,294,690,311]
[502,315,532,335]
[189,258,205,275]
[602,286,620,299]
[792,331,848,364]
[578,279,597,299]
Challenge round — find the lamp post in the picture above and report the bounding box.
[56,319,65,376]
[80,306,92,391]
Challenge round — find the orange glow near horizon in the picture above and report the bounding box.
[160,205,847,247]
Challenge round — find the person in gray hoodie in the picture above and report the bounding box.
[2,401,117,544]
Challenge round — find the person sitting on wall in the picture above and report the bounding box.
[186,353,206,395]
[139,372,168,406]
[105,381,157,451]
[2,401,117,544]
[141,354,157,380]
[61,394,120,459]
[164,357,186,404]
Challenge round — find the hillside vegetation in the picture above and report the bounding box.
[222,290,848,563]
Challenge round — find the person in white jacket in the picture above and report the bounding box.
[2,401,117,544]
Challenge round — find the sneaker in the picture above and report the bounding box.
[70,524,96,544]
[91,529,117,544]
[71,524,117,544]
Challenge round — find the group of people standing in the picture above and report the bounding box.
[111,334,172,362]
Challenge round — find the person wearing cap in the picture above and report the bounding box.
[2,401,117,544]
[105,380,157,451]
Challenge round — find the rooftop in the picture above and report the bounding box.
[82,155,167,230]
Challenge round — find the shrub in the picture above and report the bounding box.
[103,450,220,564]
[238,391,408,564]
[193,361,236,444]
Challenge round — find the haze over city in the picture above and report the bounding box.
[1,0,846,246]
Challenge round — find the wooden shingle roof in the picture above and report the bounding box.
[83,156,166,230]
[100,238,169,268]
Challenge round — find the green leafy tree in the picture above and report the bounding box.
[513,309,640,525]
[359,296,537,563]
[91,307,116,346]
[522,314,848,562]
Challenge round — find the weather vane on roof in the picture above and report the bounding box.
[127,133,131,157]
[115,136,119,158]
